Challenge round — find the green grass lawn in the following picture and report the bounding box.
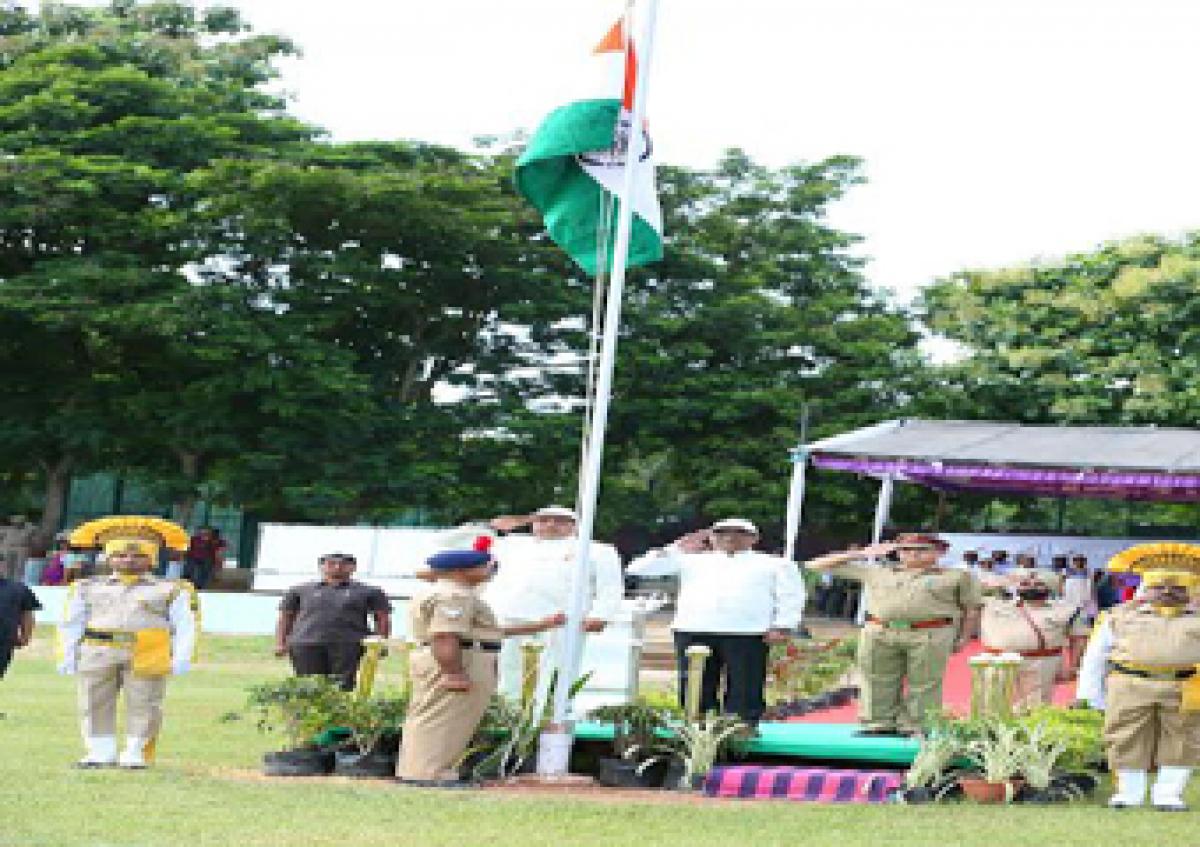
[0,630,1193,847]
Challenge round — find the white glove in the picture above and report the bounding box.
[171,658,191,676]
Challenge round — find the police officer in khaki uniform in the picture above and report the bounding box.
[1078,553,1200,811]
[396,539,565,785]
[981,568,1088,707]
[57,516,195,768]
[809,532,982,735]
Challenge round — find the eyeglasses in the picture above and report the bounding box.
[896,545,937,552]
[712,529,754,536]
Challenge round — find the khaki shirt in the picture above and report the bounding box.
[1109,604,1200,667]
[832,562,982,622]
[78,575,180,632]
[981,599,1088,652]
[409,582,501,643]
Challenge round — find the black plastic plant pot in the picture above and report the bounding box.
[263,749,335,777]
[901,786,934,804]
[333,750,397,779]
[597,757,643,788]
[1053,772,1098,795]
[1014,785,1055,804]
[664,759,686,790]
[638,758,675,788]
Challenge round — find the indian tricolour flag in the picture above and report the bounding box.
[515,16,663,277]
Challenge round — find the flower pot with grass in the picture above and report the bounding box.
[960,719,1028,803]
[901,732,963,804]
[653,713,749,791]
[589,698,672,787]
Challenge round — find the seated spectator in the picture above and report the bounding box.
[22,542,48,586]
[39,536,71,586]
[184,526,226,590]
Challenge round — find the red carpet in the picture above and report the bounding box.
[790,639,1075,724]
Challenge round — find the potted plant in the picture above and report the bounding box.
[1011,722,1068,803]
[589,698,671,788]
[332,690,408,778]
[900,733,962,804]
[658,713,750,791]
[961,720,1026,803]
[246,675,345,776]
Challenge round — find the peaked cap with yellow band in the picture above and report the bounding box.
[1141,570,1200,589]
[1107,542,1200,589]
[69,515,189,559]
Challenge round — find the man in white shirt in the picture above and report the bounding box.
[481,505,624,701]
[627,517,805,723]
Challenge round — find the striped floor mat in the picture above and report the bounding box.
[704,765,902,803]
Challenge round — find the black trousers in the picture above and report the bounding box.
[673,631,768,723]
[288,642,364,691]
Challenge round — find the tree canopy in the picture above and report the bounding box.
[0,1,930,549]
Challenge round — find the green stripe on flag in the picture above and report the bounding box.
[515,98,662,277]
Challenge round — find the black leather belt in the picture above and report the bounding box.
[1112,663,1196,681]
[421,638,501,653]
[83,628,135,643]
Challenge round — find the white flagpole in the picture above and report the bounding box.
[546,0,660,741]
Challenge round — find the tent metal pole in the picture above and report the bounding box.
[858,474,895,624]
[784,448,808,562]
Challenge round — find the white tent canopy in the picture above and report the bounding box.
[784,419,1200,561]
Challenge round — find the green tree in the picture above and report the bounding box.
[0,0,313,533]
[504,150,927,543]
[922,233,1200,424]
[918,233,1200,533]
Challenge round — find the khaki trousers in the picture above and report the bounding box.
[397,648,496,781]
[77,646,167,742]
[1104,673,1200,770]
[1014,655,1061,709]
[857,624,955,731]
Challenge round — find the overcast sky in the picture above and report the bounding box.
[223,0,1200,302]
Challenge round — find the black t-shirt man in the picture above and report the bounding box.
[0,577,41,678]
[275,554,391,690]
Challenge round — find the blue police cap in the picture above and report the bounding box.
[426,549,492,571]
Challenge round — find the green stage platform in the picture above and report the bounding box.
[573,721,918,766]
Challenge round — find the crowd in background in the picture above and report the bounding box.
[9,522,226,590]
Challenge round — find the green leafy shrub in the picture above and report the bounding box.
[589,697,672,758]
[244,676,345,751]
[332,689,409,756]
[1017,705,1104,773]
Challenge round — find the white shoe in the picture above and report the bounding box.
[76,735,118,768]
[1152,766,1191,812]
[118,738,149,769]
[1109,770,1148,808]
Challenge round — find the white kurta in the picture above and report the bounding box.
[1075,613,1113,709]
[627,547,805,634]
[481,534,623,700]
